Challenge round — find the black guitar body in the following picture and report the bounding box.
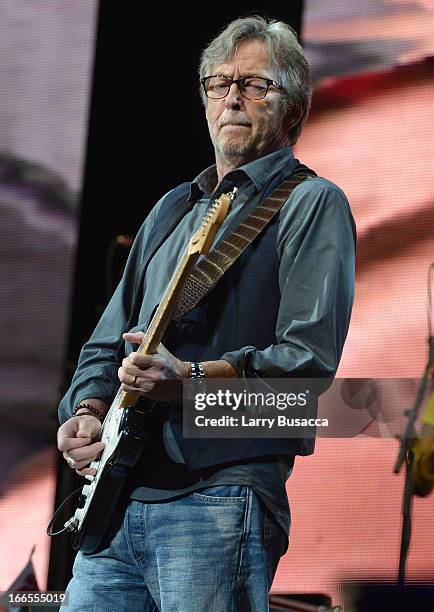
[73,405,151,554]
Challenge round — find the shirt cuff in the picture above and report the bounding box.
[220,347,255,378]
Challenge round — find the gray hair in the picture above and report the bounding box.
[199,15,312,145]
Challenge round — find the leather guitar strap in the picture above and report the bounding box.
[172,170,315,321]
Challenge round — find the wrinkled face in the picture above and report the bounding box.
[205,39,289,165]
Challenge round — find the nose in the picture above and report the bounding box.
[224,81,243,110]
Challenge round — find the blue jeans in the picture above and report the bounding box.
[61,485,288,611]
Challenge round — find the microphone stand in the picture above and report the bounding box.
[394,336,434,585]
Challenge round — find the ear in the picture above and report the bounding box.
[284,108,303,133]
[283,110,303,146]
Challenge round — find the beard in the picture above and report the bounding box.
[209,110,287,166]
[216,134,257,160]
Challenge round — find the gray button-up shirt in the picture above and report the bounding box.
[59,146,356,538]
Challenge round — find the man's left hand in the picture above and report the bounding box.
[119,332,190,401]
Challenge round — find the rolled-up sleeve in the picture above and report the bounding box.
[220,178,356,380]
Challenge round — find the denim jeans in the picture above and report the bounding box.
[61,485,288,612]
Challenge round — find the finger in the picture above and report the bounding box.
[57,422,79,447]
[58,436,92,453]
[64,452,99,471]
[125,352,161,368]
[65,441,105,462]
[72,455,100,470]
[119,359,156,384]
[118,366,162,388]
[63,448,103,469]
[75,415,101,439]
[120,383,150,394]
[76,429,98,439]
[123,331,145,345]
[120,359,142,377]
[118,367,137,386]
[63,452,85,470]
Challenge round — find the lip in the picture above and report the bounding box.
[221,123,251,128]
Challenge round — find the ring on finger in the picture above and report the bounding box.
[132,375,137,385]
[66,456,75,468]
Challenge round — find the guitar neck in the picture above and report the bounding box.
[139,249,198,355]
[118,248,199,408]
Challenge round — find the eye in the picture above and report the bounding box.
[206,76,230,95]
[242,78,268,95]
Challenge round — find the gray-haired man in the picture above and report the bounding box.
[58,16,355,611]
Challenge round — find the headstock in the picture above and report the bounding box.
[188,188,237,255]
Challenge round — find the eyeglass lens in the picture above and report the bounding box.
[204,77,270,99]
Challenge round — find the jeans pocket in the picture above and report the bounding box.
[192,484,248,504]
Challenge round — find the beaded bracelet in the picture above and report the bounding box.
[72,403,104,422]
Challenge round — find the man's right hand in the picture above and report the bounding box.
[57,415,105,477]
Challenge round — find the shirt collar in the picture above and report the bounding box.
[188,145,295,201]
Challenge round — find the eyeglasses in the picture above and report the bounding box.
[201,75,285,100]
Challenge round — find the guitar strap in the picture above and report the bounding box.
[172,170,315,321]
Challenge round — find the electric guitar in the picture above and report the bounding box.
[63,188,235,553]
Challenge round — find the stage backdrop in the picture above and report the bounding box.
[273,0,434,605]
[1,0,434,604]
[0,0,98,590]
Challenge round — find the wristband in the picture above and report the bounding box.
[73,403,104,422]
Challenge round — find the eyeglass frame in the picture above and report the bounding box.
[200,74,286,100]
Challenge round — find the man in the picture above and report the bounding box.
[57,15,355,611]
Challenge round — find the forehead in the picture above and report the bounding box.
[211,39,274,77]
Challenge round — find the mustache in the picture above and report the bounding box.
[218,115,251,127]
